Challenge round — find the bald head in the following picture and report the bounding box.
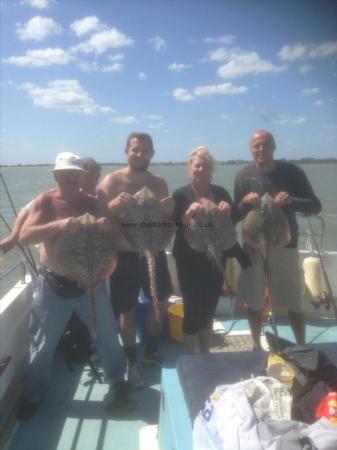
[250,130,276,150]
[249,130,276,171]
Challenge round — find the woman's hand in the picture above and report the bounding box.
[218,201,231,217]
[185,202,203,221]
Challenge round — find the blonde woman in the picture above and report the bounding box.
[172,146,250,353]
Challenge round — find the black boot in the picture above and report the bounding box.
[17,400,40,421]
[106,381,137,418]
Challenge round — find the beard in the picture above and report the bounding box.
[129,160,149,172]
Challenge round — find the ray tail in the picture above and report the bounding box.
[88,284,97,338]
[144,250,160,323]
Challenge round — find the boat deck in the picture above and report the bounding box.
[3,315,337,450]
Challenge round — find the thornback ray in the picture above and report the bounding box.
[242,193,291,340]
[122,187,174,321]
[185,200,237,276]
[242,193,291,261]
[55,213,118,336]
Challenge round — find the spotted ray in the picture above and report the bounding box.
[123,187,174,320]
[242,193,291,261]
[55,213,117,335]
[185,200,237,276]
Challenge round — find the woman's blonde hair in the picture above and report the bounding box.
[188,146,215,171]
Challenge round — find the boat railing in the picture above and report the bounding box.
[0,260,27,285]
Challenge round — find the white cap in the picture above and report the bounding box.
[52,152,85,172]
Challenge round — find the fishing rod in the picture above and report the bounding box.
[307,215,337,323]
[0,172,37,272]
[0,173,18,216]
[0,213,38,276]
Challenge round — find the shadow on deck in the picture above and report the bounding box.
[4,339,184,450]
[4,315,337,450]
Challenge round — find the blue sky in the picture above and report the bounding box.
[1,0,337,165]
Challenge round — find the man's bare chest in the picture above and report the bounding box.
[116,179,160,196]
[49,198,93,219]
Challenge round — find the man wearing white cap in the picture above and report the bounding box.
[18,152,135,420]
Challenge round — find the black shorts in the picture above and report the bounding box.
[110,251,173,315]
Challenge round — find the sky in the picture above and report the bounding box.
[1,0,337,165]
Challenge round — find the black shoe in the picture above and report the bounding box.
[106,381,137,418]
[17,400,40,421]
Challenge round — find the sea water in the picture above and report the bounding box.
[1,163,337,296]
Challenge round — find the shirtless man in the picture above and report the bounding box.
[18,152,134,420]
[98,132,173,387]
[0,157,102,254]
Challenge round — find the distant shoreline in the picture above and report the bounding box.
[1,158,337,168]
[0,158,337,167]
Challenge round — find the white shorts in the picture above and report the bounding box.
[237,247,305,314]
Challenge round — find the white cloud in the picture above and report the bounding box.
[71,28,134,55]
[77,61,99,72]
[298,64,311,74]
[18,80,114,115]
[148,36,167,52]
[278,40,337,61]
[108,53,124,62]
[251,106,306,125]
[149,122,164,129]
[21,0,51,9]
[218,50,286,79]
[16,16,62,41]
[278,43,307,61]
[220,114,230,120]
[78,61,123,72]
[138,72,147,80]
[168,62,192,72]
[302,87,320,96]
[204,35,235,45]
[193,82,247,96]
[314,100,324,106]
[70,16,102,37]
[173,81,247,102]
[4,48,71,67]
[143,115,163,120]
[111,116,138,124]
[102,63,123,72]
[309,41,337,58]
[173,88,194,102]
[207,47,231,62]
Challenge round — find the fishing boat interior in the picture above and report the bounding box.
[1,181,337,450]
[1,242,337,450]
